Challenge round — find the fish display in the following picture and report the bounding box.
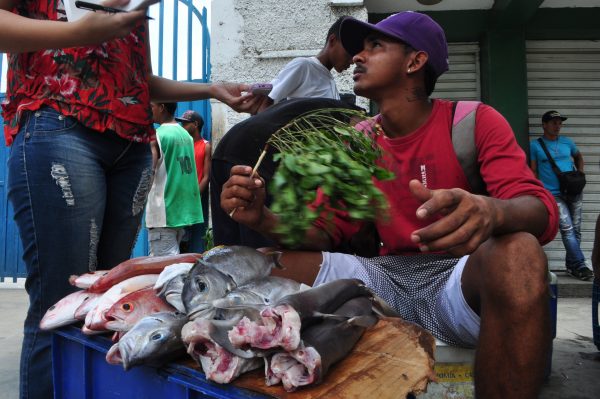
[44,246,398,393]
[87,253,201,293]
[106,311,188,370]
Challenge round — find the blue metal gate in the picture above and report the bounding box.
[0,1,211,281]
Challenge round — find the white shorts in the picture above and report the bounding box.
[315,252,480,347]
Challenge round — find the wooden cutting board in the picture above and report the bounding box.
[228,317,437,399]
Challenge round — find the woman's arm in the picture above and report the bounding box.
[0,0,147,53]
[147,76,258,114]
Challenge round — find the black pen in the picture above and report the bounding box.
[74,1,154,20]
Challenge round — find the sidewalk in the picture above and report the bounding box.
[0,285,598,398]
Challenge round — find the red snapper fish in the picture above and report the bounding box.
[40,290,99,330]
[74,294,102,321]
[85,274,160,332]
[69,270,110,289]
[87,253,202,293]
[103,287,176,332]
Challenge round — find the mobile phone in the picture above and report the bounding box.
[250,83,273,96]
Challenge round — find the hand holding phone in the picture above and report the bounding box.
[249,83,273,96]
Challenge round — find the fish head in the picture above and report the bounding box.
[103,288,167,332]
[40,290,94,330]
[111,312,187,370]
[182,260,236,319]
[201,246,283,286]
[73,293,101,320]
[157,274,187,312]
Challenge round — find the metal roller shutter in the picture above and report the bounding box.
[432,43,480,101]
[526,40,600,271]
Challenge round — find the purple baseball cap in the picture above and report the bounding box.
[340,12,449,79]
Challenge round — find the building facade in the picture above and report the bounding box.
[209,0,600,270]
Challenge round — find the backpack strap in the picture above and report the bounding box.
[451,101,487,195]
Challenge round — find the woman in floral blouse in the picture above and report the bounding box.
[0,1,256,397]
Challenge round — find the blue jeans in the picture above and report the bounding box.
[182,189,209,252]
[7,107,153,399]
[555,193,586,270]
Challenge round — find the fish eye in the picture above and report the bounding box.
[151,333,163,341]
[195,278,207,292]
[122,303,132,312]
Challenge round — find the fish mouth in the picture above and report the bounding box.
[106,343,130,370]
[186,304,215,320]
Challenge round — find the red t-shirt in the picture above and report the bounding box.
[313,99,558,255]
[2,0,154,145]
[194,139,208,186]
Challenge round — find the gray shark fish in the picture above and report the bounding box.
[267,296,378,391]
[105,311,188,371]
[228,278,372,352]
[181,246,283,319]
[211,276,304,310]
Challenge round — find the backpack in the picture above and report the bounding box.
[451,101,486,195]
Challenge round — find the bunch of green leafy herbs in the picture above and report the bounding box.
[267,108,394,247]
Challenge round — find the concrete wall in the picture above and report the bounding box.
[210,0,367,145]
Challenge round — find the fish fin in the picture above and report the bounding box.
[311,312,351,322]
[212,302,267,311]
[299,283,312,291]
[310,312,378,328]
[265,250,285,270]
[371,295,401,318]
[347,314,379,328]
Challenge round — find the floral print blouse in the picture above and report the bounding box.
[2,0,154,145]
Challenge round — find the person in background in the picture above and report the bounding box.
[176,110,211,252]
[146,103,203,256]
[0,1,257,397]
[221,12,559,398]
[593,214,600,284]
[530,111,593,281]
[253,16,353,113]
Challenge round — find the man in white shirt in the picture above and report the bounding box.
[255,16,352,112]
